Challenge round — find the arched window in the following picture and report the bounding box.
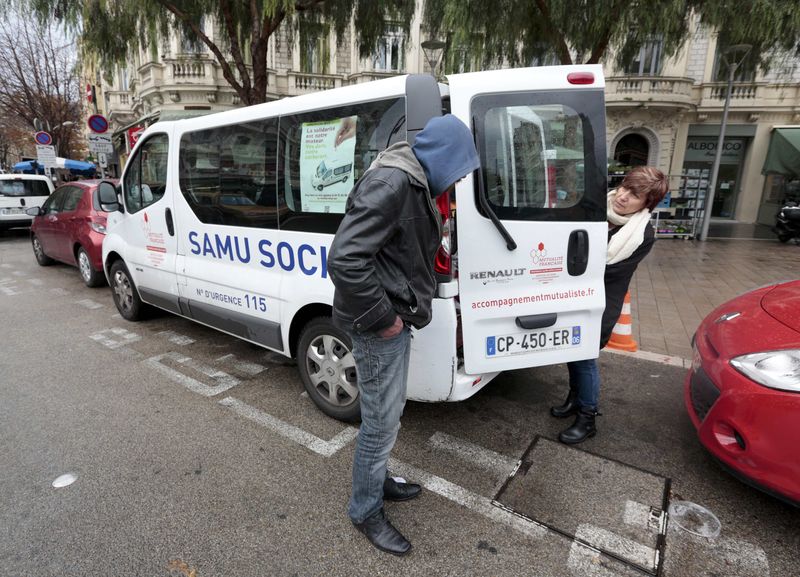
[614,133,649,167]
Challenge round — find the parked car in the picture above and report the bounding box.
[686,280,800,506]
[27,179,117,287]
[0,174,54,231]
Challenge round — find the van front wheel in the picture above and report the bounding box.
[297,317,360,422]
[109,260,145,321]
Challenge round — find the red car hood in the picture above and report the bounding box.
[701,282,800,359]
[762,280,800,333]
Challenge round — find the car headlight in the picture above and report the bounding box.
[730,350,800,392]
[89,221,107,234]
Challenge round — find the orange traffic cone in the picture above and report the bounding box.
[606,291,639,352]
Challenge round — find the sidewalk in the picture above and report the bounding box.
[628,232,800,360]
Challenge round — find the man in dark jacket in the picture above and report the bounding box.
[328,114,480,556]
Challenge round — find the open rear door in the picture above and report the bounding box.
[451,65,608,374]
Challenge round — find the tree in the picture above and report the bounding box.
[18,0,416,106]
[422,0,800,75]
[0,11,82,161]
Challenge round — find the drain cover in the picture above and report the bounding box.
[494,436,670,574]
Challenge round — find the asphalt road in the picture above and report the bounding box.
[1,229,797,577]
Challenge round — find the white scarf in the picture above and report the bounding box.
[606,190,651,265]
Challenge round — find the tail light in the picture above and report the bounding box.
[434,191,452,277]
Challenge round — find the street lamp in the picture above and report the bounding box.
[421,39,446,80]
[698,43,752,241]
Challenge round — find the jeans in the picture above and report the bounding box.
[567,358,600,411]
[344,324,411,524]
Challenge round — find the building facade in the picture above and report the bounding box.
[96,9,800,226]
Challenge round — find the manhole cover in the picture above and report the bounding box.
[493,436,670,575]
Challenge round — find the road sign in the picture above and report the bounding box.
[34,131,52,146]
[98,153,108,168]
[88,114,109,134]
[127,126,145,150]
[36,145,57,168]
[88,133,114,154]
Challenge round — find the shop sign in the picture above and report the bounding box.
[685,137,745,163]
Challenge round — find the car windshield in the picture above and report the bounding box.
[0,180,50,197]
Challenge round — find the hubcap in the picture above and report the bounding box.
[113,270,133,312]
[305,334,357,407]
[33,238,43,259]
[78,251,91,281]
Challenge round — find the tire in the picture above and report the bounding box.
[31,234,54,266]
[342,176,348,183]
[297,316,360,422]
[777,233,791,243]
[77,247,105,287]
[317,185,324,191]
[109,260,145,321]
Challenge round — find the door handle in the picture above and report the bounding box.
[567,229,589,276]
[165,208,175,236]
[516,313,557,330]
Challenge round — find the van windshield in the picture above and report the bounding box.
[0,180,51,197]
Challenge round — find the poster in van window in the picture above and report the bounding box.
[300,116,357,213]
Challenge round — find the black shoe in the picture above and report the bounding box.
[558,408,598,445]
[353,509,412,556]
[550,388,579,418]
[383,477,422,502]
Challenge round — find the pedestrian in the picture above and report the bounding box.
[328,114,480,556]
[552,166,669,444]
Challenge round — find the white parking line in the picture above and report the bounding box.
[567,540,624,577]
[428,431,518,474]
[89,327,142,350]
[145,352,239,397]
[76,299,103,310]
[27,278,43,286]
[0,279,19,296]
[156,330,195,346]
[12,270,26,277]
[573,524,657,572]
[50,288,69,296]
[0,263,10,269]
[215,354,266,376]
[218,396,358,457]
[389,458,547,540]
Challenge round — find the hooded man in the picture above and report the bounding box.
[328,114,480,556]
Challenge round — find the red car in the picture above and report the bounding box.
[28,180,117,287]
[686,280,800,506]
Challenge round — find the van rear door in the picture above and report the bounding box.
[450,65,607,374]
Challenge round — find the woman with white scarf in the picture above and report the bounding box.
[552,166,669,444]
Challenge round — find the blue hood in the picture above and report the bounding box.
[412,115,480,197]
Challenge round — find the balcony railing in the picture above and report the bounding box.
[704,82,760,100]
[606,76,695,109]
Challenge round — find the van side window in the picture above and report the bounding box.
[124,134,169,214]
[178,119,279,229]
[473,92,606,222]
[278,97,406,233]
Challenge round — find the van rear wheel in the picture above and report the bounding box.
[297,317,360,422]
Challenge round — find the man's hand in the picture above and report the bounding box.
[377,315,404,338]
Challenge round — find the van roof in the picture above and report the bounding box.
[140,74,412,138]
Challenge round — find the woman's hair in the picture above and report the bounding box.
[620,166,669,211]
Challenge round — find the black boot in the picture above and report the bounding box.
[558,407,598,444]
[550,387,579,418]
[383,476,422,502]
[353,508,412,556]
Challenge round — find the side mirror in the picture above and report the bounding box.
[25,207,43,217]
[97,181,122,212]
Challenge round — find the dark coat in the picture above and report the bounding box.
[600,223,655,347]
[327,159,441,333]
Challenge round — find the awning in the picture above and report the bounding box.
[112,109,213,138]
[13,157,97,176]
[762,127,800,178]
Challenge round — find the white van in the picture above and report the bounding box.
[99,66,609,421]
[0,174,54,230]
[312,158,353,191]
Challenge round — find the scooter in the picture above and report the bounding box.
[773,200,800,243]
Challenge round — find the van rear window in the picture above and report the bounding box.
[0,180,50,197]
[472,91,606,222]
